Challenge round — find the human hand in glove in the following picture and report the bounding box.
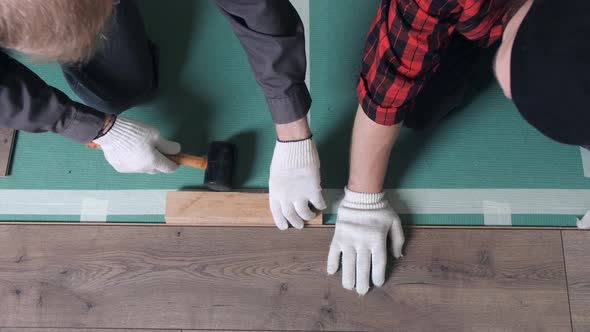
[327,188,405,295]
[269,137,326,230]
[92,117,181,174]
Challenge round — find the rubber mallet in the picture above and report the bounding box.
[166,141,236,192]
[87,140,236,191]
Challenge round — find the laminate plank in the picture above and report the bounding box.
[0,226,570,331]
[0,329,178,332]
[166,191,323,226]
[0,128,15,176]
[562,230,590,332]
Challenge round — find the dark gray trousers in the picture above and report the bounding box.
[60,0,157,115]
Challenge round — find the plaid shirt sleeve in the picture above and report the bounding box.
[357,0,507,126]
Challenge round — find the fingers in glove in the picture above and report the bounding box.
[371,244,387,287]
[270,200,289,230]
[155,136,181,155]
[281,203,304,229]
[327,243,342,275]
[153,151,180,173]
[310,192,327,210]
[356,248,371,295]
[390,219,405,259]
[294,200,316,221]
[341,248,356,291]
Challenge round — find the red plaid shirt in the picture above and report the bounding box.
[358,0,509,125]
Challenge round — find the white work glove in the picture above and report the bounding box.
[93,117,181,174]
[577,210,590,229]
[269,138,326,230]
[327,188,405,295]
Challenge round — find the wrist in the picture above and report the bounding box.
[93,114,116,140]
[347,180,383,194]
[275,117,312,141]
[105,114,116,127]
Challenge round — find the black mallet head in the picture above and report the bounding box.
[204,141,236,192]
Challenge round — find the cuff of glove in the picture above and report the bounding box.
[271,138,320,169]
[342,187,388,210]
[92,118,146,147]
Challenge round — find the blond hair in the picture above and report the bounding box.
[0,0,114,63]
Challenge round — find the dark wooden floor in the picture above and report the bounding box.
[0,225,588,332]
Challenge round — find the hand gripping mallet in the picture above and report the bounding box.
[88,140,236,191]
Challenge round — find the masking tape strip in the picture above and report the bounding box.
[80,197,109,222]
[0,189,589,219]
[581,147,590,177]
[323,189,590,215]
[482,200,512,226]
[0,190,166,216]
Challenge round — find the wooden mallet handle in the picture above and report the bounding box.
[166,153,208,170]
[87,142,209,171]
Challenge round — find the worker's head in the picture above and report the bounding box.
[493,0,590,146]
[0,0,114,63]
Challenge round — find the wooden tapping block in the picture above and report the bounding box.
[0,129,16,176]
[166,191,324,227]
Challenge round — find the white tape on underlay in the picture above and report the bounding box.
[482,200,512,226]
[322,189,590,216]
[0,190,167,216]
[80,197,109,222]
[1,189,588,218]
[581,147,590,178]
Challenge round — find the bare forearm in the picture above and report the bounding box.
[347,105,401,193]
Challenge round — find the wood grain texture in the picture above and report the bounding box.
[166,191,323,226]
[0,128,15,176]
[0,329,178,332]
[0,226,571,331]
[562,230,590,332]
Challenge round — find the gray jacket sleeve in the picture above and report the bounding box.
[215,0,311,124]
[0,52,105,143]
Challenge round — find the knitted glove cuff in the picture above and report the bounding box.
[342,187,388,210]
[93,118,151,149]
[271,138,320,170]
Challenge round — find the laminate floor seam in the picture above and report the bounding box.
[560,231,575,332]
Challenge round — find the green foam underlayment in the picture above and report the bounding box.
[0,0,588,225]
